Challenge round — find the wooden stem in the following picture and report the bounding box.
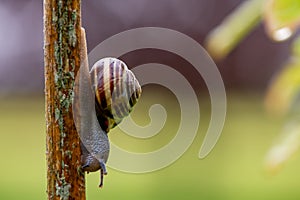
[44,0,86,199]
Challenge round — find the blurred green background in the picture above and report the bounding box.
[1,0,300,199]
[1,92,300,199]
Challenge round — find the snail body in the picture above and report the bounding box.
[77,54,141,187]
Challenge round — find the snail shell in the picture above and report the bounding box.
[91,57,142,133]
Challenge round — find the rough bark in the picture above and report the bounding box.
[44,0,85,199]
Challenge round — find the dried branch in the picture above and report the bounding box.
[44,0,85,199]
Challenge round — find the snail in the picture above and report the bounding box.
[75,28,141,188]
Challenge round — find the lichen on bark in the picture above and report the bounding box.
[44,0,85,199]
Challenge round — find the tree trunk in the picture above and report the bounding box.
[44,0,85,199]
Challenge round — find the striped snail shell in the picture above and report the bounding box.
[91,57,142,133]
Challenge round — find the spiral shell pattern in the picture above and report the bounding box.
[90,57,142,132]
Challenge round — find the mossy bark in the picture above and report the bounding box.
[44,0,85,199]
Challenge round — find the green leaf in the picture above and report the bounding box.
[265,120,300,173]
[264,0,300,41]
[265,58,300,115]
[205,0,263,60]
[292,35,300,58]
